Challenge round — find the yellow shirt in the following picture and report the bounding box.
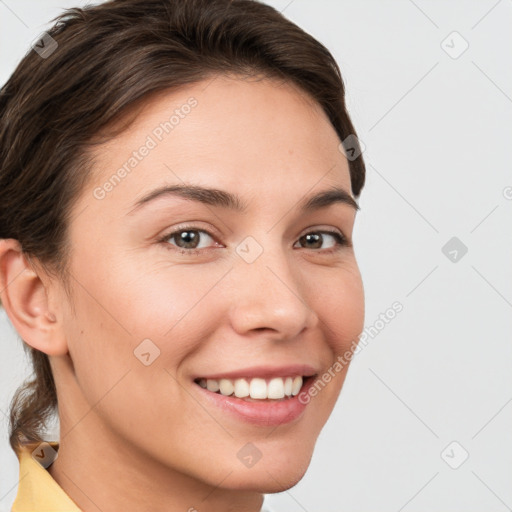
[11,441,81,511]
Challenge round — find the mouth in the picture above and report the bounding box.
[193,374,317,402]
[192,373,318,426]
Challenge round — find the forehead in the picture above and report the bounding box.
[77,74,352,217]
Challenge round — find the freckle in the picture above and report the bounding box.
[80,330,84,335]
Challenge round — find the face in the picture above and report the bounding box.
[52,74,365,493]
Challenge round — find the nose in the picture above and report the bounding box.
[226,244,319,340]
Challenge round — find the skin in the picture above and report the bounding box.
[0,74,365,512]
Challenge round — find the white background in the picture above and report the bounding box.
[1,1,511,511]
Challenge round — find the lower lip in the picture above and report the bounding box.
[193,376,316,427]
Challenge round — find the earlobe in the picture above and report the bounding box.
[0,238,68,356]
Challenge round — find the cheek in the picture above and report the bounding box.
[119,261,227,342]
[314,263,365,352]
[62,286,135,406]
[306,263,364,402]
[64,256,226,398]
[60,269,194,438]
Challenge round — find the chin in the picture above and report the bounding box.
[224,455,312,493]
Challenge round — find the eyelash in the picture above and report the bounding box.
[156,225,350,256]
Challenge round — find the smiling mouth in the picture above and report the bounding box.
[193,374,316,402]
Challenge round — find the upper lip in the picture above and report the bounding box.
[193,364,318,381]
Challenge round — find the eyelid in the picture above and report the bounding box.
[158,222,221,242]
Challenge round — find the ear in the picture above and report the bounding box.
[0,238,68,356]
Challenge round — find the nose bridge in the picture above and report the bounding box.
[227,234,318,337]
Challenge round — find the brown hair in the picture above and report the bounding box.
[0,0,366,457]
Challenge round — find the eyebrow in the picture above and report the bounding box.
[127,183,359,215]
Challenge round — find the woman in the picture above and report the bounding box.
[0,0,366,510]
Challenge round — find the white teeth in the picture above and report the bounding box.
[206,379,219,392]
[249,378,267,399]
[197,375,304,400]
[284,377,293,396]
[267,378,285,399]
[219,379,234,396]
[291,376,302,396]
[234,378,250,398]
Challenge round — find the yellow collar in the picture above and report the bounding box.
[11,441,81,511]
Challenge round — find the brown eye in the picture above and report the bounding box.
[159,227,218,255]
[295,230,348,252]
[171,230,203,249]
